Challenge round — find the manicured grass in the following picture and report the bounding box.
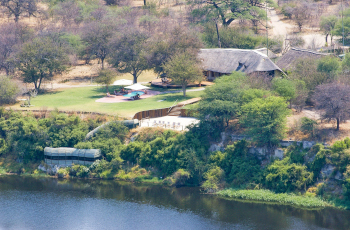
[116,70,158,83]
[10,86,203,118]
[217,189,328,208]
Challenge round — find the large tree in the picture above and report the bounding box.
[240,96,290,148]
[108,30,149,83]
[0,75,19,105]
[16,37,69,91]
[0,0,38,22]
[320,15,337,44]
[313,83,350,131]
[148,26,202,76]
[162,52,202,96]
[189,0,272,27]
[81,22,115,69]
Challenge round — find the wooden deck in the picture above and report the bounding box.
[151,79,214,88]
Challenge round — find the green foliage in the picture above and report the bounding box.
[0,75,19,105]
[308,145,329,179]
[272,78,296,102]
[240,96,290,147]
[342,53,350,72]
[285,143,306,164]
[163,169,191,187]
[201,24,262,49]
[317,56,340,79]
[95,69,116,93]
[217,189,327,208]
[210,140,263,186]
[300,117,317,134]
[201,166,224,193]
[265,157,314,193]
[16,36,69,91]
[163,52,203,96]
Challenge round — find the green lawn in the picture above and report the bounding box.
[11,86,203,118]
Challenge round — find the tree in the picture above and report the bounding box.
[148,26,202,76]
[334,17,350,41]
[108,30,149,83]
[290,57,328,91]
[0,0,38,22]
[81,22,115,69]
[320,15,337,44]
[189,0,272,27]
[162,52,203,96]
[240,96,290,148]
[16,37,69,91]
[313,83,350,131]
[317,56,340,81]
[342,52,350,73]
[95,69,115,93]
[197,72,248,131]
[0,75,19,105]
[272,78,296,108]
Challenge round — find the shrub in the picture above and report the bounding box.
[201,166,225,193]
[300,117,317,134]
[0,75,19,105]
[163,169,191,187]
[265,157,314,193]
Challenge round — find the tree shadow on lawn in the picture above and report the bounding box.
[156,94,194,103]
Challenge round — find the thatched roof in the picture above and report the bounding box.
[276,48,329,70]
[254,48,278,59]
[198,48,282,74]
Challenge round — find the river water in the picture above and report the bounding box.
[0,175,349,230]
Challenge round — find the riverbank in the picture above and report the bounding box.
[217,189,329,209]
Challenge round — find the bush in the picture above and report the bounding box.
[201,166,225,193]
[0,75,19,105]
[265,157,314,193]
[300,117,317,134]
[163,169,191,187]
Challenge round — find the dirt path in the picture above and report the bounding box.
[268,5,325,49]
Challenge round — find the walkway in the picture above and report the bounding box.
[139,116,200,131]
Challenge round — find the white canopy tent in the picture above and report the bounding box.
[112,79,133,86]
[124,83,150,90]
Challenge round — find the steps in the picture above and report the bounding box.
[168,97,201,116]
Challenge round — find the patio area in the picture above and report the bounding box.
[138,116,200,131]
[95,90,162,103]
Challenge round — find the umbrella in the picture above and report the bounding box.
[124,83,150,90]
[112,79,133,86]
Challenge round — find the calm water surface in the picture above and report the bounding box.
[0,175,349,230]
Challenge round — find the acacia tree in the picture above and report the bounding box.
[148,26,202,76]
[16,37,69,91]
[95,69,115,93]
[108,30,149,83]
[313,83,350,131]
[189,0,272,27]
[81,22,115,69]
[320,15,337,44]
[163,52,202,96]
[0,0,38,22]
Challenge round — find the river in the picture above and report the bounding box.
[0,175,349,230]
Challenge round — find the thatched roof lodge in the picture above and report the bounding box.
[276,47,329,71]
[198,48,283,81]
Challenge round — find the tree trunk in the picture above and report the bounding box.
[336,117,340,131]
[215,21,221,48]
[144,0,146,5]
[133,73,137,84]
[325,34,328,44]
[106,85,108,94]
[101,58,104,69]
[182,84,186,97]
[14,15,19,23]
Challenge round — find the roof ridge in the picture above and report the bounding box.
[290,47,328,55]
